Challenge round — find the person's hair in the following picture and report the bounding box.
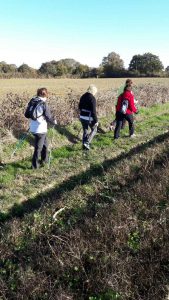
[124,83,132,92]
[87,84,97,96]
[125,79,133,85]
[37,87,48,98]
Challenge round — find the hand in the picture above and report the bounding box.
[135,110,139,114]
[54,119,57,125]
[95,122,99,126]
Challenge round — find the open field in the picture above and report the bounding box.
[0,77,169,98]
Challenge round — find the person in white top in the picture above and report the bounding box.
[27,87,57,169]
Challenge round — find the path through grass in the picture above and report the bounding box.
[0,102,169,215]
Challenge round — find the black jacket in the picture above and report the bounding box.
[79,92,98,123]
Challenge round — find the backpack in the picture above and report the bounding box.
[120,99,128,114]
[24,98,45,120]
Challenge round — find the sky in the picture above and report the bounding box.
[0,0,169,69]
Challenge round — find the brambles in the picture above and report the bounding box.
[0,83,169,139]
[134,84,169,106]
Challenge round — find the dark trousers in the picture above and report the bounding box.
[32,133,48,168]
[80,119,97,144]
[114,112,134,139]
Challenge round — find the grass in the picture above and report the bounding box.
[0,131,169,299]
[0,99,169,299]
[0,101,169,215]
[0,77,169,98]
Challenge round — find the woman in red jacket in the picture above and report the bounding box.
[114,83,138,139]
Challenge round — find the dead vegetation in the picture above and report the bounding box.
[0,134,169,299]
[0,81,169,299]
[0,84,169,139]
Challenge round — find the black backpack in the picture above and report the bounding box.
[120,99,128,114]
[25,98,45,120]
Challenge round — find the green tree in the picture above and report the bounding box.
[17,64,37,77]
[0,61,7,73]
[39,61,58,77]
[58,58,80,73]
[165,66,169,77]
[39,58,81,77]
[0,62,17,74]
[129,53,164,76]
[73,64,90,78]
[18,64,32,73]
[3,64,17,73]
[101,52,124,77]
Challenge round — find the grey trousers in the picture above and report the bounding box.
[32,133,48,169]
[80,119,97,144]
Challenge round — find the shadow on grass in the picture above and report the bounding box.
[54,124,106,144]
[0,130,169,224]
[54,125,81,144]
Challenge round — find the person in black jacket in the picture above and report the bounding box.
[79,84,98,150]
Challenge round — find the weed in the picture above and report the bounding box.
[128,231,140,252]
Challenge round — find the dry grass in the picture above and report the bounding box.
[0,78,169,299]
[0,133,169,300]
[0,80,169,139]
[0,78,169,98]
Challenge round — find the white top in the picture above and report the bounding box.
[29,97,47,134]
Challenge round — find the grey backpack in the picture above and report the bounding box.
[120,99,128,114]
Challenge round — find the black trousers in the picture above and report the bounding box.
[114,112,134,139]
[32,133,48,168]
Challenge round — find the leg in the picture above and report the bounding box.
[80,119,89,145]
[125,114,134,136]
[32,134,46,169]
[121,118,126,129]
[88,122,97,144]
[110,118,116,130]
[114,112,124,139]
[41,134,48,164]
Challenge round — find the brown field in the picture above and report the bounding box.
[0,77,169,98]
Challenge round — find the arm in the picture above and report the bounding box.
[130,94,137,113]
[91,95,98,123]
[44,103,57,125]
[79,97,82,111]
[124,91,137,113]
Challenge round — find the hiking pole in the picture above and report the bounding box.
[11,128,30,158]
[88,123,98,144]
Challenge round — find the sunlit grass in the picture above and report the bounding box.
[0,78,169,98]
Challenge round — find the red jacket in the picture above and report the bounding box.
[116,90,137,114]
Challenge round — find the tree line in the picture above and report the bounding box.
[0,52,169,78]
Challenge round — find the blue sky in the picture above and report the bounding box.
[0,0,169,69]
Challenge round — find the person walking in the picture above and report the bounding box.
[79,84,98,150]
[110,79,138,131]
[25,87,57,169]
[114,82,138,139]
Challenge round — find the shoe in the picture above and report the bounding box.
[130,134,136,138]
[83,142,90,150]
[0,162,6,169]
[31,165,39,169]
